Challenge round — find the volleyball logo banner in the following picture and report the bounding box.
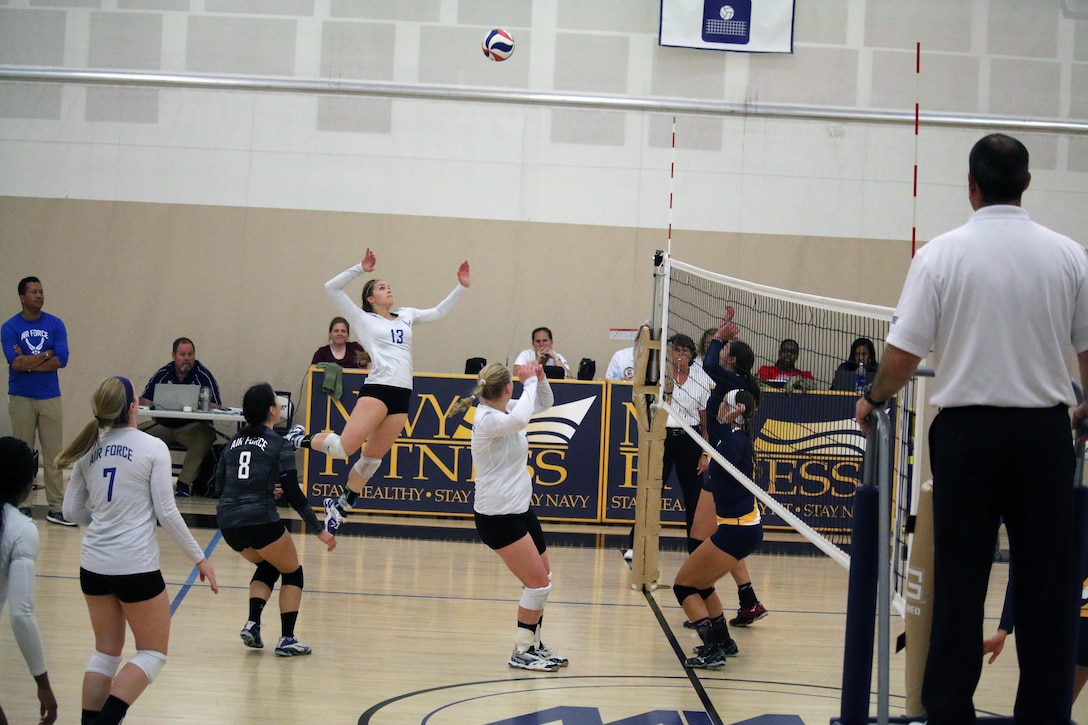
[659,0,795,54]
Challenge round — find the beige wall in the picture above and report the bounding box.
[0,195,912,439]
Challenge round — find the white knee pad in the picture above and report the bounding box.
[85,650,122,678]
[129,650,167,684]
[519,583,552,611]
[352,455,382,479]
[323,433,348,460]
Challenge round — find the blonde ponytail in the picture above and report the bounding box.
[56,377,132,469]
[451,363,511,416]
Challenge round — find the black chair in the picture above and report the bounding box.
[274,390,294,434]
[577,358,596,380]
[465,357,486,375]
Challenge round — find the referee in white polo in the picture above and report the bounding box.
[856,133,1088,724]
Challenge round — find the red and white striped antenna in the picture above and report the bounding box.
[912,42,921,257]
[667,116,676,258]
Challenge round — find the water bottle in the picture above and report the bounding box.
[855,367,866,393]
[198,386,211,411]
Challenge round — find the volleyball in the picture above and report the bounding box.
[482,28,514,62]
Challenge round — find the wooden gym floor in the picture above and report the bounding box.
[3,484,1084,725]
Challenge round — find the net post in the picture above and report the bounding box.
[839,404,894,725]
[631,324,664,590]
[903,365,934,719]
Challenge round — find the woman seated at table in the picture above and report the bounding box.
[311,316,369,368]
[830,337,878,391]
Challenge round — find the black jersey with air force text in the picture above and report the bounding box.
[215,427,295,531]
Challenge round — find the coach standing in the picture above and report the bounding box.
[2,276,71,526]
[856,134,1088,724]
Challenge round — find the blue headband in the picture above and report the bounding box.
[113,376,134,424]
[114,376,134,407]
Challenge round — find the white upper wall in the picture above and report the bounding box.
[1,0,1088,242]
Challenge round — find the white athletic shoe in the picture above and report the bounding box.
[274,636,312,657]
[508,647,559,672]
[283,424,307,449]
[239,622,263,649]
[535,642,569,667]
[323,497,347,535]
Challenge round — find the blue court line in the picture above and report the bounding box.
[170,530,221,616]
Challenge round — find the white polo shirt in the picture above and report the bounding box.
[887,205,1088,408]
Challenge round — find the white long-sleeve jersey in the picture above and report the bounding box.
[63,427,206,575]
[325,263,467,390]
[471,376,554,516]
[0,504,47,676]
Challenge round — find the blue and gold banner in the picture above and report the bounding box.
[304,369,605,522]
[601,383,688,525]
[303,368,874,531]
[749,391,870,533]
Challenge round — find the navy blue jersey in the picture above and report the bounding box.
[704,425,757,521]
[701,339,758,446]
[215,427,294,530]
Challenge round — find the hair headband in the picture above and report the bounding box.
[112,376,135,425]
[115,376,134,407]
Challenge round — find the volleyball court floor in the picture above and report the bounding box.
[5,488,1080,725]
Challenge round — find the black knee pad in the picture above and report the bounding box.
[698,587,716,600]
[281,566,304,589]
[673,583,701,606]
[251,560,280,589]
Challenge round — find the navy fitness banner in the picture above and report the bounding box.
[749,391,872,533]
[302,368,871,529]
[303,369,606,522]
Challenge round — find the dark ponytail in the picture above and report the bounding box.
[241,383,277,435]
[728,340,762,410]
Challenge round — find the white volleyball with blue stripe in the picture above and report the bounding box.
[482,28,514,61]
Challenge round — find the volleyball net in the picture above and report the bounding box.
[655,256,923,611]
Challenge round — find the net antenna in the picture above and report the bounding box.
[658,256,925,616]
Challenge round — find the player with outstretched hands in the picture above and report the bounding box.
[290,248,470,535]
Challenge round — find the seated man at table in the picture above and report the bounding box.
[138,336,222,497]
[757,338,814,387]
[514,326,571,378]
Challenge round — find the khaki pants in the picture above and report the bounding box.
[139,421,216,488]
[9,395,64,511]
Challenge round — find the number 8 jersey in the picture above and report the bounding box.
[215,427,296,531]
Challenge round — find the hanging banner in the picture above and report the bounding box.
[301,369,874,532]
[659,0,795,54]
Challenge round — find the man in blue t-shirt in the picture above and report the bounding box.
[2,276,71,526]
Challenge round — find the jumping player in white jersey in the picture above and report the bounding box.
[58,376,217,725]
[217,383,336,657]
[294,248,470,535]
[451,362,568,672]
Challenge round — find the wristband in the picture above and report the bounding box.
[863,384,886,407]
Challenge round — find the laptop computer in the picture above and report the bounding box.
[152,383,200,411]
[542,365,566,380]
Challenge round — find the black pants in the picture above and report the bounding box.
[629,428,704,548]
[922,405,1078,724]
